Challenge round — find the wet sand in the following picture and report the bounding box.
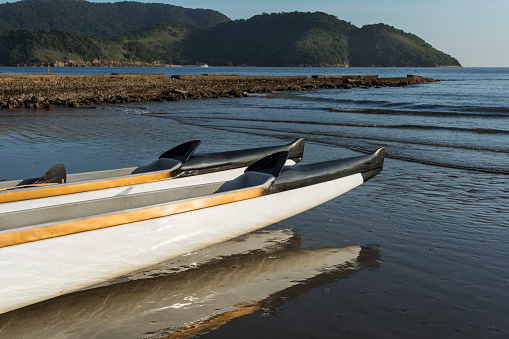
[0,230,379,338]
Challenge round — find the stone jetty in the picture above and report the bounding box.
[0,73,437,109]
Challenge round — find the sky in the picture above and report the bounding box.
[3,0,509,66]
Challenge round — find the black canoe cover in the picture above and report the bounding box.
[245,151,289,177]
[180,138,304,176]
[159,140,201,162]
[34,163,67,184]
[267,147,385,194]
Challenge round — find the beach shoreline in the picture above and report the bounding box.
[0,73,437,109]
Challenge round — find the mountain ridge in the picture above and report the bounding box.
[0,2,461,67]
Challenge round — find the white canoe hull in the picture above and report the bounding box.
[0,173,363,314]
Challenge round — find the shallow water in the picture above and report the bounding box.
[0,67,508,338]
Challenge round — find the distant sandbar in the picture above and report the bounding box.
[0,73,437,109]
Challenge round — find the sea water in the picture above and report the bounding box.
[0,67,507,338]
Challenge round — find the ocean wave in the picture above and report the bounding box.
[277,92,509,116]
[168,120,509,175]
[462,105,509,114]
[99,105,151,115]
[247,92,509,117]
[163,114,509,136]
[327,107,509,118]
[273,92,391,106]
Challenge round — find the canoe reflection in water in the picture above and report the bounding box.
[0,229,380,338]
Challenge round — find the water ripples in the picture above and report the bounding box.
[146,111,508,174]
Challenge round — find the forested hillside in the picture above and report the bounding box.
[349,24,460,67]
[0,0,229,37]
[0,4,461,67]
[182,12,354,66]
[0,21,194,65]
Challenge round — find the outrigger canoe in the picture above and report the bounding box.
[0,147,384,314]
[0,138,304,213]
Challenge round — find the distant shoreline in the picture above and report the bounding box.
[0,73,438,109]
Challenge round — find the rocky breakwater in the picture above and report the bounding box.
[0,73,438,109]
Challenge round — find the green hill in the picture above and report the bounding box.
[0,29,112,64]
[112,21,195,64]
[181,12,459,67]
[0,21,195,65]
[0,9,461,67]
[349,24,460,67]
[182,12,354,66]
[0,0,229,37]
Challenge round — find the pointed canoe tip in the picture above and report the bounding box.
[287,138,305,147]
[374,147,385,162]
[375,147,385,157]
[288,138,305,162]
[361,147,385,183]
